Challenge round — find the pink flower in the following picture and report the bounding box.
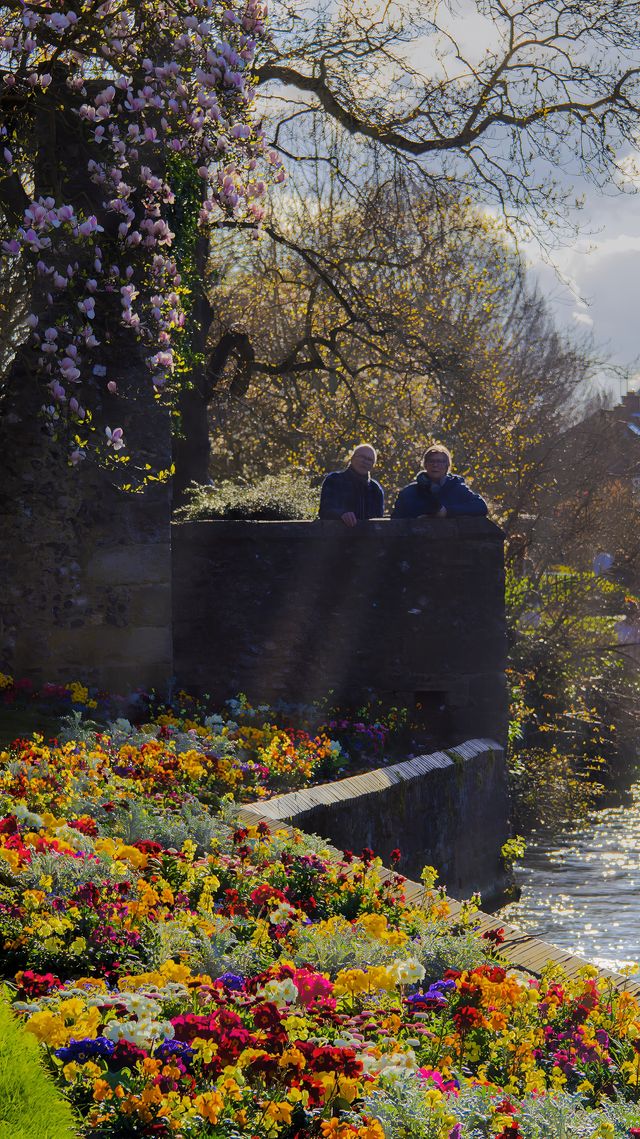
[105,426,124,450]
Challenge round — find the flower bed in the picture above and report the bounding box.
[2,696,640,1136]
[0,676,403,800]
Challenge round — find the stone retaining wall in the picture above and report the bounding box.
[241,739,513,907]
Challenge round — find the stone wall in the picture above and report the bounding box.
[172,516,508,747]
[0,431,172,695]
[241,739,512,907]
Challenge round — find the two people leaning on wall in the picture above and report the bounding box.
[318,443,488,527]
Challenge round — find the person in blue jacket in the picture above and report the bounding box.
[391,444,487,519]
[319,443,384,527]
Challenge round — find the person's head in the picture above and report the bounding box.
[422,444,451,479]
[348,443,377,477]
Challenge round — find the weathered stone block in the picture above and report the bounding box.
[87,544,171,586]
[126,584,172,626]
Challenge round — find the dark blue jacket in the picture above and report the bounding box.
[391,471,487,519]
[319,467,384,521]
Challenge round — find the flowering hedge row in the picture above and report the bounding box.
[2,696,640,1136]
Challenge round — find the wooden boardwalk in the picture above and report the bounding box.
[237,803,640,999]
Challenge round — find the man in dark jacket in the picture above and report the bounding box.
[391,445,487,519]
[319,443,384,527]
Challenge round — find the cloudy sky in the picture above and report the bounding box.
[415,2,640,398]
[525,183,640,396]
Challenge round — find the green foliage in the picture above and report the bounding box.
[365,1081,640,1139]
[506,566,640,831]
[0,996,78,1139]
[175,473,318,520]
[501,835,526,867]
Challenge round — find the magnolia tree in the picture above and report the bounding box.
[0,0,283,470]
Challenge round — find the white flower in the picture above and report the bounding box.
[260,978,298,1005]
[376,1049,418,1082]
[389,957,426,985]
[269,901,296,925]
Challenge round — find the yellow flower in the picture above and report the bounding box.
[92,1079,114,1102]
[191,1037,219,1064]
[594,1123,615,1139]
[264,1101,292,1125]
[336,1076,359,1103]
[279,1046,307,1071]
[0,847,20,872]
[218,1076,243,1101]
[194,1091,224,1124]
[70,682,90,705]
[549,1065,567,1090]
[358,1124,385,1139]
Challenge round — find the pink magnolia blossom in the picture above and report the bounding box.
[105,426,125,450]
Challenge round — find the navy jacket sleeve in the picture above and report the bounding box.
[319,473,346,519]
[443,478,488,517]
[390,487,412,518]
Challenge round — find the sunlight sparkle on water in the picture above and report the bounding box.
[501,780,640,972]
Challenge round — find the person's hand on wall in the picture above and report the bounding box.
[340,512,358,527]
[436,506,447,517]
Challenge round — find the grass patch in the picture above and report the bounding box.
[0,996,78,1139]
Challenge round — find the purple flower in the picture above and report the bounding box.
[154,1040,194,1063]
[218,972,244,991]
[55,1037,115,1063]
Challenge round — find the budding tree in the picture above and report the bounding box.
[259,0,640,231]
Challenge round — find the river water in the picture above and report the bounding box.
[501,778,640,973]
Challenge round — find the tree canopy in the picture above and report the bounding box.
[2,0,640,475]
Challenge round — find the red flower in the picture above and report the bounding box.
[252,1002,283,1031]
[453,1005,485,1032]
[68,816,98,837]
[110,1040,147,1070]
[16,970,63,998]
[482,926,505,945]
[296,1042,363,1077]
[131,839,163,854]
[250,884,286,909]
[390,848,401,863]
